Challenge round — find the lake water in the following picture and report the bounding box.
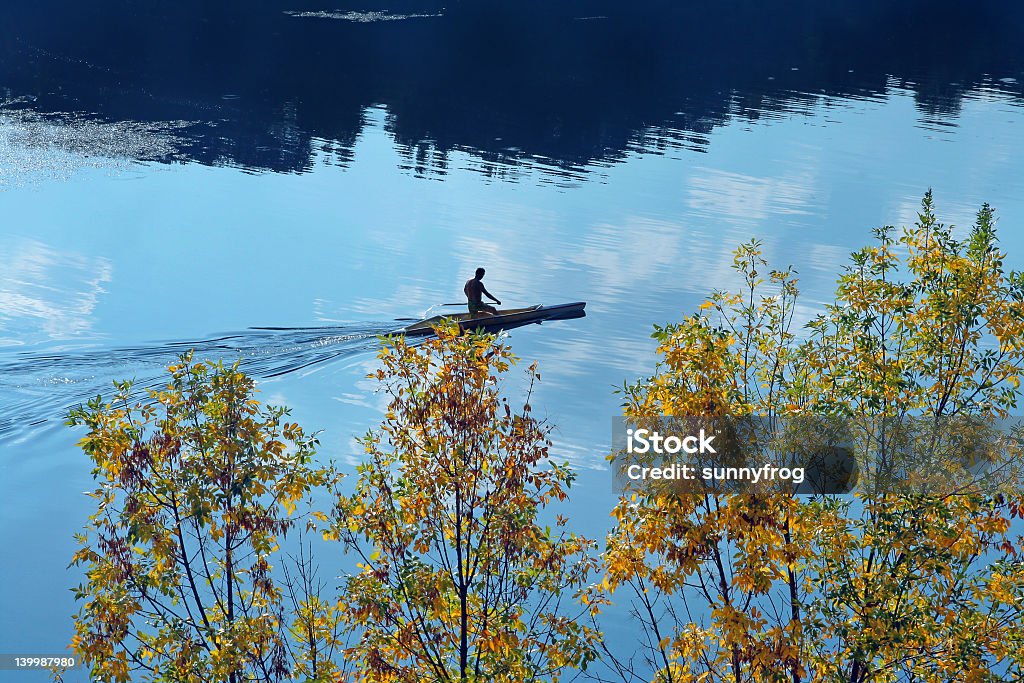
[2,1,1024,679]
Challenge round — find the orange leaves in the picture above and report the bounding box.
[331,324,599,682]
[65,353,341,683]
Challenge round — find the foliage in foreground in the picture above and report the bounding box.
[602,193,1024,683]
[323,322,600,683]
[61,192,1024,683]
[63,325,600,683]
[65,355,339,683]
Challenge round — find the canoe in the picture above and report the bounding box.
[398,301,586,337]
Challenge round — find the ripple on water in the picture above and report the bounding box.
[0,323,398,444]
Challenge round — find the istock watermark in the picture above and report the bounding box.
[610,415,1024,497]
[625,427,718,455]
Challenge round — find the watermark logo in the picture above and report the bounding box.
[625,427,717,454]
[611,415,1024,497]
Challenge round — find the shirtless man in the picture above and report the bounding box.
[464,267,502,315]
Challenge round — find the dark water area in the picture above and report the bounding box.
[3,1,1023,178]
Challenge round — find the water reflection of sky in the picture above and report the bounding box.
[4,90,1024,449]
[3,84,1024,677]
[0,238,112,344]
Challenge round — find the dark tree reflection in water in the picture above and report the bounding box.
[1,0,1022,178]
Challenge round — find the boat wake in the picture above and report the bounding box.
[0,323,398,443]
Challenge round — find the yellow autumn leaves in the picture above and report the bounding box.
[602,193,1024,682]
[323,322,601,683]
[65,354,339,683]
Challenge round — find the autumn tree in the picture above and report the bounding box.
[324,322,600,683]
[797,192,1024,681]
[65,354,340,683]
[603,242,811,683]
[602,193,1024,682]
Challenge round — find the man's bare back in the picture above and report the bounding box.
[464,267,501,315]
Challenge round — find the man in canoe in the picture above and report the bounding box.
[464,267,502,315]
